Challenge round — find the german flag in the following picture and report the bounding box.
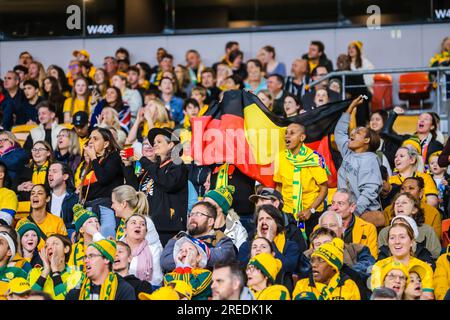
[190,90,350,188]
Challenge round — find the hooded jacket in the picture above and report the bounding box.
[335,112,382,214]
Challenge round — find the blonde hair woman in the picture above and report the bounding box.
[387,145,438,207]
[111,185,163,286]
[28,61,46,90]
[126,98,174,144]
[96,107,127,146]
[54,128,82,173]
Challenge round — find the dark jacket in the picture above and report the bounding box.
[139,157,188,234]
[14,162,50,201]
[301,52,334,73]
[238,236,300,274]
[187,164,211,198]
[272,90,288,117]
[1,89,27,130]
[0,146,28,181]
[82,151,124,202]
[54,151,82,175]
[50,192,78,232]
[65,275,136,300]
[160,231,236,273]
[123,274,153,299]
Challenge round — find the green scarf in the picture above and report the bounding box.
[115,219,125,241]
[79,272,118,300]
[215,164,229,189]
[285,145,330,240]
[316,272,341,300]
[70,239,86,272]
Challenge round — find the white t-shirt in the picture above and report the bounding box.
[50,192,67,218]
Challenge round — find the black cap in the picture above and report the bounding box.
[148,127,179,147]
[249,187,284,209]
[72,111,89,127]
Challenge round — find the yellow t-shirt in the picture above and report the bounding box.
[293,277,361,300]
[18,214,68,249]
[371,256,434,293]
[63,96,92,116]
[252,285,291,300]
[273,149,328,214]
[388,171,438,197]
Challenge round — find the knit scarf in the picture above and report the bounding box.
[115,219,125,241]
[71,239,86,272]
[32,161,49,185]
[273,232,286,254]
[215,164,229,189]
[315,272,341,300]
[79,272,118,300]
[131,240,153,282]
[285,146,329,239]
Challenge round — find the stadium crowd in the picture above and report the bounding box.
[0,37,449,300]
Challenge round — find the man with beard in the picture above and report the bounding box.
[160,201,236,273]
[211,261,254,300]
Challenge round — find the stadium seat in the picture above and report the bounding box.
[392,114,419,135]
[12,201,31,227]
[371,74,393,111]
[11,124,38,146]
[398,72,431,109]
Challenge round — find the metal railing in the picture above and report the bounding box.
[308,66,450,115]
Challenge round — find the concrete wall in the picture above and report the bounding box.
[1,23,449,76]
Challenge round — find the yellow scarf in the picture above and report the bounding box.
[69,240,86,272]
[79,272,118,300]
[313,272,341,300]
[273,233,286,254]
[32,161,49,185]
[115,219,125,240]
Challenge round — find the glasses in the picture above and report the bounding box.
[187,211,212,219]
[32,148,48,153]
[69,65,79,70]
[57,133,69,138]
[3,77,13,80]
[386,273,407,282]
[0,138,11,144]
[83,254,103,261]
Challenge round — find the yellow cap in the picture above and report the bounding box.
[7,277,31,296]
[73,49,90,59]
[380,260,409,283]
[138,286,180,300]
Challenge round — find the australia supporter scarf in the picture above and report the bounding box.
[32,161,49,185]
[285,145,329,240]
[273,232,286,254]
[79,272,118,300]
[316,272,341,300]
[116,219,125,240]
[70,239,86,272]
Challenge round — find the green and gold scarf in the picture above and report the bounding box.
[78,272,118,300]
